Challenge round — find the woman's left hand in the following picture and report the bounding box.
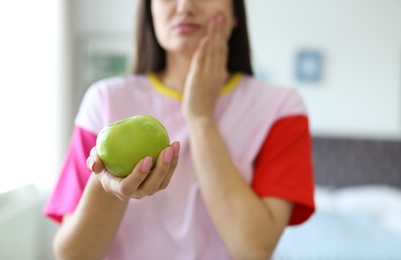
[182,13,229,120]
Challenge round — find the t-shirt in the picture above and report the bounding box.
[44,72,315,259]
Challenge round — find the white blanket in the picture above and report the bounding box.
[273,185,401,259]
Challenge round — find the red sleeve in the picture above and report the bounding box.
[43,126,97,223]
[252,115,315,225]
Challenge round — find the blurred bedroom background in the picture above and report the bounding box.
[0,0,400,259]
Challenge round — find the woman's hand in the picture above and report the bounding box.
[86,141,180,201]
[182,13,229,120]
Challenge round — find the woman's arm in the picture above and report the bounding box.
[186,118,292,260]
[183,15,292,259]
[53,142,180,260]
[53,174,128,260]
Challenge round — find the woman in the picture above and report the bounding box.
[45,0,315,259]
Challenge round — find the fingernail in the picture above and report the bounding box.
[173,142,180,157]
[141,157,152,172]
[88,158,95,172]
[210,19,216,28]
[218,14,224,24]
[163,147,173,163]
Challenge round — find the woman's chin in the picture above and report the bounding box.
[169,39,201,55]
[168,47,196,58]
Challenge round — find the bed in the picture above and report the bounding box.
[273,137,401,260]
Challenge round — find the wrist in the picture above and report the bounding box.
[185,114,216,129]
[90,174,130,205]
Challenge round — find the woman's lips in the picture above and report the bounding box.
[174,23,201,33]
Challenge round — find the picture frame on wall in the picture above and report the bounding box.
[295,49,324,84]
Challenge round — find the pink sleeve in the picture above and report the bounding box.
[43,126,97,223]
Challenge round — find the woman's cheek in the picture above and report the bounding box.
[223,16,236,40]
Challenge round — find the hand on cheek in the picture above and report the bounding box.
[183,13,229,120]
[206,14,228,81]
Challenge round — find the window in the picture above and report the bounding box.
[0,1,64,194]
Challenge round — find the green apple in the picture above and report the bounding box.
[96,115,170,177]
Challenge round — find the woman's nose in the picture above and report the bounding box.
[176,0,196,15]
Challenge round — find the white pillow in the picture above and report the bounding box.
[314,185,337,212]
[333,185,401,221]
[334,185,401,209]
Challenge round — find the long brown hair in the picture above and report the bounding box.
[132,0,253,75]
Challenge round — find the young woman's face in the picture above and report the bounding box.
[151,0,237,55]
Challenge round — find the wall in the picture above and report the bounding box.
[70,0,138,121]
[246,0,401,139]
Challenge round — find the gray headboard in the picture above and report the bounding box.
[312,137,401,189]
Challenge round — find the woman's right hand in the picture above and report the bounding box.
[86,141,180,201]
